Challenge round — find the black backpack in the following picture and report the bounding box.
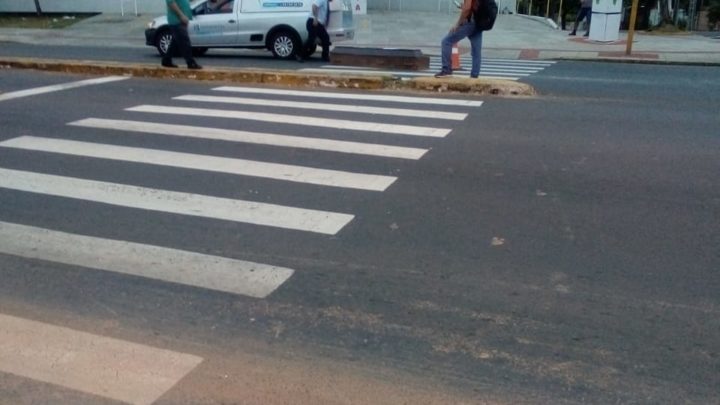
[473,0,498,31]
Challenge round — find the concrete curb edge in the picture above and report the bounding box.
[0,57,537,97]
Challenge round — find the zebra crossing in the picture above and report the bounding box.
[0,80,483,300]
[0,77,484,403]
[299,56,556,80]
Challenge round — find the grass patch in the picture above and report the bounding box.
[0,13,97,29]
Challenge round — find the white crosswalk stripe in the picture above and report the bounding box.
[299,56,556,80]
[0,312,203,405]
[68,118,429,160]
[173,94,468,120]
[126,105,453,137]
[0,168,355,235]
[0,221,295,298]
[213,86,484,106]
[0,136,397,191]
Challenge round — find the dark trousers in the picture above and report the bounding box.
[572,7,592,34]
[305,18,330,59]
[163,24,195,65]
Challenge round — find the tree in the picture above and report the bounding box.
[709,0,720,29]
[33,0,42,16]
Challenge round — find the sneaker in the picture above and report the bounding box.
[295,54,305,63]
[568,31,576,36]
[161,61,178,68]
[187,62,203,70]
[434,71,452,78]
[583,32,589,37]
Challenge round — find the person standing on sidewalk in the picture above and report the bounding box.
[434,0,482,78]
[297,0,331,62]
[569,0,592,37]
[162,0,202,69]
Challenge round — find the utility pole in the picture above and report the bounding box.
[625,0,639,55]
[33,0,42,16]
[546,0,551,17]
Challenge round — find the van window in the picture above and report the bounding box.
[206,0,234,14]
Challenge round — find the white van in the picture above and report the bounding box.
[145,0,355,59]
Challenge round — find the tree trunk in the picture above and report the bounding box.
[33,0,42,16]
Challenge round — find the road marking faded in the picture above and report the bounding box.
[0,168,354,234]
[212,85,484,107]
[173,94,468,120]
[0,136,397,191]
[126,105,452,137]
[0,76,129,102]
[0,221,294,297]
[68,118,428,160]
[0,312,202,405]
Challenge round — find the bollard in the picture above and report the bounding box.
[451,43,461,70]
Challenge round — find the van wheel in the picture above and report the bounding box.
[156,28,173,57]
[270,30,300,59]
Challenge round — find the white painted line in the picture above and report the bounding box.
[0,312,202,405]
[0,136,397,191]
[0,221,294,298]
[299,68,521,80]
[173,94,468,121]
[68,118,428,160]
[428,63,544,71]
[212,86,484,107]
[0,168,354,235]
[127,105,451,138]
[0,76,129,102]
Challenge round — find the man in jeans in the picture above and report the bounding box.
[569,0,592,37]
[162,0,202,69]
[434,0,482,78]
[297,0,331,62]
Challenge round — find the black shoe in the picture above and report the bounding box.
[321,57,330,63]
[434,71,452,78]
[161,61,179,68]
[583,32,589,37]
[295,54,305,63]
[568,31,576,36]
[187,62,202,70]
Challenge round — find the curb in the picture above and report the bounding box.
[0,57,536,97]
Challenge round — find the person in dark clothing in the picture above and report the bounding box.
[162,0,202,69]
[297,0,331,62]
[569,0,592,37]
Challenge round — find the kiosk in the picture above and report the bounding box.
[589,0,622,42]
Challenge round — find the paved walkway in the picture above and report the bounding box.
[0,11,719,64]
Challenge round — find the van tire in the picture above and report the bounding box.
[270,30,301,59]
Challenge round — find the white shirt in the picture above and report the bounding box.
[311,0,329,26]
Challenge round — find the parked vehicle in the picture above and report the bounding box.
[145,0,355,59]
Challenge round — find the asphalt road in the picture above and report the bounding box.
[0,61,718,404]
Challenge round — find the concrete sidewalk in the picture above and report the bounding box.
[0,12,720,65]
[1,11,719,64]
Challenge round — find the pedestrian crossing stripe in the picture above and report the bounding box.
[68,118,429,160]
[126,105,452,138]
[298,57,556,80]
[0,221,295,297]
[0,312,203,404]
[212,86,484,107]
[0,136,397,191]
[173,94,468,120]
[0,168,355,235]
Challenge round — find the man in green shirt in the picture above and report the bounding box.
[162,0,202,69]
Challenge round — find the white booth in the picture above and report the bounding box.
[589,0,622,42]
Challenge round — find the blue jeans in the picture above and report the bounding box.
[440,21,483,77]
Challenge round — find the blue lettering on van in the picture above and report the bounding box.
[262,2,304,7]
